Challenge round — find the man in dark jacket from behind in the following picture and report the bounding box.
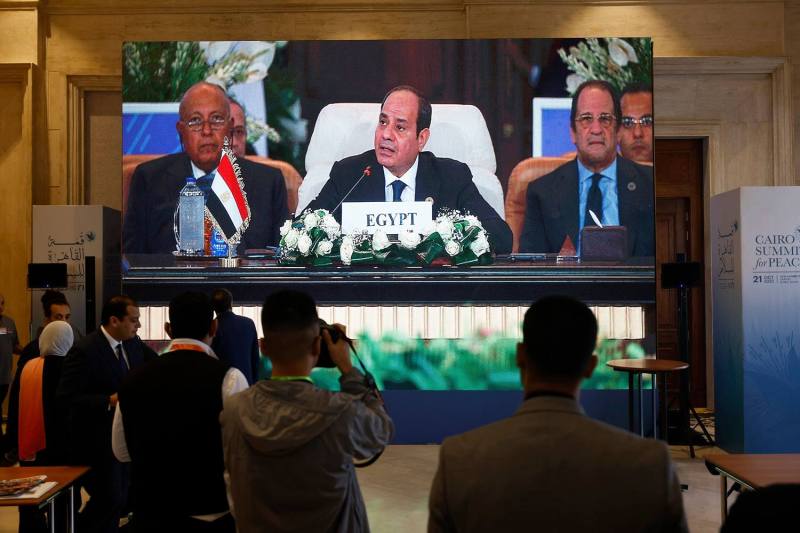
[221,290,394,533]
[211,288,260,384]
[113,291,247,532]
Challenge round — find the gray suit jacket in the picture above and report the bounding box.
[428,396,687,533]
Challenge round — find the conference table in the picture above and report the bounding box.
[705,454,800,522]
[0,466,89,533]
[122,254,656,305]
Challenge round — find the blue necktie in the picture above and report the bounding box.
[584,174,603,227]
[196,173,214,198]
[115,344,129,376]
[391,180,406,202]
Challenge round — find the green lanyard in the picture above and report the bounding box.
[270,375,313,384]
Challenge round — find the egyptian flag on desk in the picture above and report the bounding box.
[206,141,251,249]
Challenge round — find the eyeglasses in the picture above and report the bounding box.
[620,115,654,129]
[575,113,616,129]
[231,126,247,138]
[182,114,228,132]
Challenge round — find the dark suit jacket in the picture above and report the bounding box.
[429,396,687,533]
[211,310,260,385]
[520,156,654,256]
[306,150,513,254]
[123,152,288,255]
[56,330,156,463]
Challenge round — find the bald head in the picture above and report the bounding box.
[176,82,232,172]
[179,82,230,119]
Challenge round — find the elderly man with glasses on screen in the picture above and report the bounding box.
[519,79,654,257]
[123,81,288,255]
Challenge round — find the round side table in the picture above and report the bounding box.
[606,358,689,439]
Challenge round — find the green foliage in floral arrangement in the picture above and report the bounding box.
[257,331,646,391]
[558,38,652,95]
[278,209,494,267]
[123,42,208,103]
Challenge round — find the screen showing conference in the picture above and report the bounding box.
[121,38,655,391]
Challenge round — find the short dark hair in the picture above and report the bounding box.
[101,295,137,326]
[569,79,622,132]
[522,295,598,379]
[261,290,319,333]
[42,290,69,318]
[621,82,653,100]
[169,291,214,341]
[381,85,432,135]
[211,288,233,316]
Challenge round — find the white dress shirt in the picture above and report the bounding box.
[111,337,248,522]
[100,325,129,369]
[383,156,419,202]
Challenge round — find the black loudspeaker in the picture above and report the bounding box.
[27,263,68,289]
[661,262,702,289]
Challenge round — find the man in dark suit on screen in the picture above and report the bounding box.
[56,296,156,533]
[123,82,288,255]
[520,80,654,256]
[305,85,512,254]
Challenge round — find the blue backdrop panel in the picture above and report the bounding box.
[383,390,648,444]
[541,108,573,156]
[123,104,183,155]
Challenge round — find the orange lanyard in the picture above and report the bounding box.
[166,343,208,354]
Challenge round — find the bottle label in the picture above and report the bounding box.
[209,227,229,257]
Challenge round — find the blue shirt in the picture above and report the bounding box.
[577,158,619,251]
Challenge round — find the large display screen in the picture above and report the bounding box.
[121,38,655,390]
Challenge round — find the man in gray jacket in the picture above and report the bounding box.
[221,290,393,533]
[428,295,688,533]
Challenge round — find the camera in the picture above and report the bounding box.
[317,319,351,368]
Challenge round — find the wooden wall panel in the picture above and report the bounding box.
[786,0,800,186]
[655,70,777,192]
[0,8,38,64]
[466,2,784,57]
[0,65,32,345]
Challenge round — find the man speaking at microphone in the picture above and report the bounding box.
[305,85,512,254]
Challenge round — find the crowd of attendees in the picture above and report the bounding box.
[0,288,779,532]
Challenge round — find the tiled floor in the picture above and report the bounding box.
[0,444,725,532]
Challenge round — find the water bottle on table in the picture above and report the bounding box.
[177,177,205,254]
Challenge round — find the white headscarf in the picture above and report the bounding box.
[38,321,74,357]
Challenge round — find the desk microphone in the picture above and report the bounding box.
[332,166,372,216]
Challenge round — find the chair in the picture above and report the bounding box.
[246,155,303,216]
[504,156,572,252]
[121,154,302,217]
[296,102,505,218]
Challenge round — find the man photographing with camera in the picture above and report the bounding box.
[221,290,393,533]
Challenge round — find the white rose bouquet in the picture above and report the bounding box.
[557,38,652,95]
[278,208,341,266]
[279,209,494,266]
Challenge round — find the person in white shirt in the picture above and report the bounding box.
[112,291,246,533]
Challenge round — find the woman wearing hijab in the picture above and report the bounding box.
[18,320,73,533]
